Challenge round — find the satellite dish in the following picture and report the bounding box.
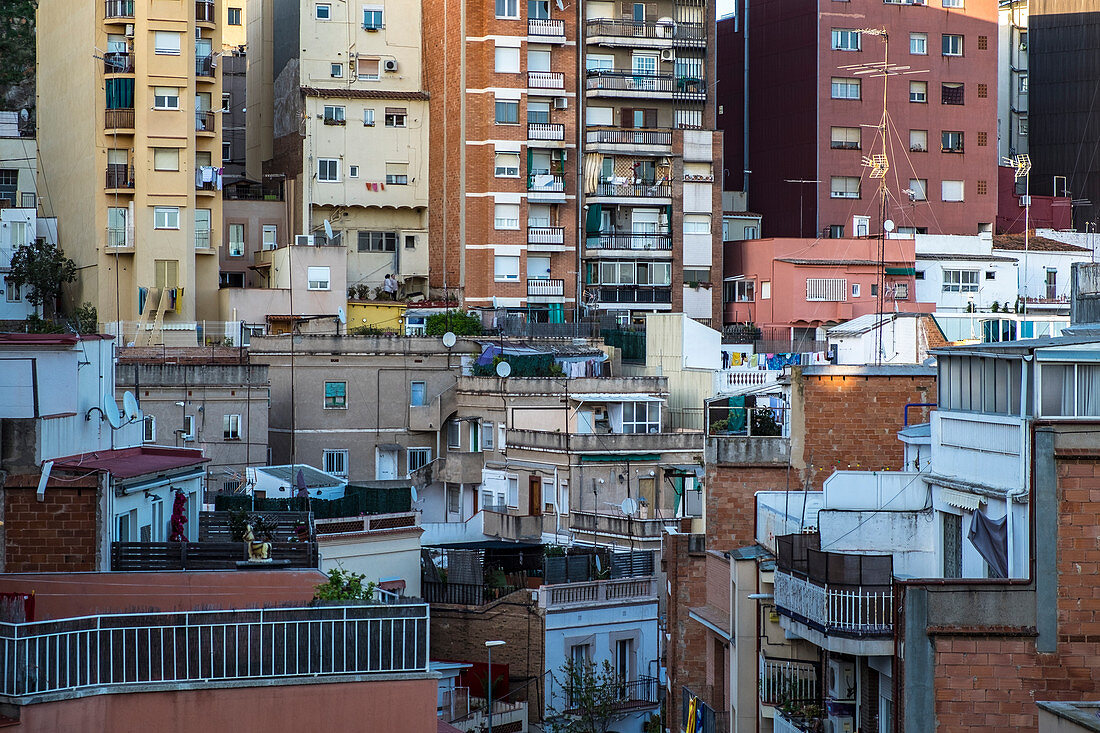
[442,331,457,348]
[102,393,123,429]
[410,486,418,502]
[122,391,140,420]
[495,360,512,378]
[19,109,28,121]
[883,219,896,233]
[323,219,335,241]
[337,306,347,324]
[595,555,602,572]
[620,498,638,516]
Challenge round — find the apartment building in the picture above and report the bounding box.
[249,0,430,300]
[721,0,999,239]
[424,0,722,325]
[37,0,224,339]
[997,0,1028,161]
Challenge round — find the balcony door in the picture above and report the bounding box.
[528,476,542,516]
[631,208,660,249]
[631,53,658,90]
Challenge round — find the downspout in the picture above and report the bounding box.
[742,0,750,194]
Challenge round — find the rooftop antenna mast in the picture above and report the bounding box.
[1003,153,1032,313]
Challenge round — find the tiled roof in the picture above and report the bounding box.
[301,86,429,101]
[775,258,912,266]
[994,234,1091,252]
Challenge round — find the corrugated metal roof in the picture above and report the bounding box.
[569,393,664,402]
[827,313,896,336]
[916,252,1018,262]
[258,464,345,488]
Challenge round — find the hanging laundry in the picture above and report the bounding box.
[138,287,148,315]
[765,353,782,370]
[730,352,742,367]
[750,353,759,368]
[216,168,224,190]
[175,288,184,314]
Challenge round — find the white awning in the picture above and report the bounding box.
[940,487,983,512]
[568,393,665,403]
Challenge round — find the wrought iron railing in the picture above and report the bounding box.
[588,232,672,250]
[195,110,216,132]
[773,571,893,635]
[196,55,216,77]
[105,165,134,189]
[586,70,706,98]
[585,18,705,44]
[586,127,673,147]
[594,181,671,198]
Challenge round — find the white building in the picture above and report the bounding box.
[914,234,1020,312]
[992,233,1094,313]
[0,207,36,320]
[827,313,942,365]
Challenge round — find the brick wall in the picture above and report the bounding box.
[664,532,708,733]
[3,476,99,573]
[704,464,790,549]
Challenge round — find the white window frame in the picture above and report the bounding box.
[223,414,241,440]
[154,32,181,55]
[348,165,359,178]
[143,415,156,443]
[323,449,349,478]
[910,81,928,103]
[910,129,928,152]
[495,100,519,125]
[831,28,861,51]
[494,203,520,230]
[683,214,710,235]
[262,224,278,250]
[831,77,860,100]
[941,179,965,202]
[482,422,494,450]
[852,283,862,298]
[495,152,521,178]
[228,223,244,256]
[153,147,180,171]
[363,108,376,126]
[182,415,195,441]
[330,63,343,78]
[407,447,431,476]
[942,34,963,56]
[806,278,848,302]
[153,207,180,230]
[362,5,384,29]
[910,32,927,55]
[323,104,346,123]
[830,176,860,199]
[942,269,979,293]
[620,401,660,434]
[494,254,521,282]
[307,266,331,291]
[495,46,521,73]
[830,126,861,149]
[908,179,928,201]
[153,87,180,110]
[318,158,340,182]
[316,3,331,20]
[495,0,519,18]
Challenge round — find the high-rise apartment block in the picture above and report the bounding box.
[721,0,999,239]
[38,0,224,331]
[425,0,722,325]
[248,0,431,299]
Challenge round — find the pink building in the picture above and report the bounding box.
[722,238,933,329]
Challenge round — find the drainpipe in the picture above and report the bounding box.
[902,402,935,426]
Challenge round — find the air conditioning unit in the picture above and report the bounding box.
[125,23,134,37]
[553,97,568,110]
[295,235,316,246]
[825,715,855,733]
[826,659,856,701]
[383,59,399,73]
[660,48,675,62]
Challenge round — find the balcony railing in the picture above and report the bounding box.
[585,18,706,45]
[570,511,679,538]
[223,182,285,201]
[588,232,672,250]
[528,18,565,37]
[196,55,216,77]
[527,278,564,297]
[586,127,672,147]
[528,122,565,140]
[104,52,134,74]
[528,226,564,244]
[759,655,819,707]
[538,577,656,609]
[195,110,216,132]
[528,70,565,89]
[105,0,134,18]
[594,181,671,198]
[594,285,672,304]
[586,71,707,99]
[195,229,213,250]
[528,173,566,193]
[196,0,215,23]
[682,686,727,733]
[0,605,429,699]
[105,165,134,189]
[111,541,318,570]
[106,227,129,248]
[314,511,418,536]
[104,108,135,130]
[565,675,659,710]
[773,571,893,636]
[421,581,519,606]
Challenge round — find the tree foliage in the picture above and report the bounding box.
[313,567,376,602]
[0,2,36,89]
[9,239,75,316]
[545,658,630,733]
[425,310,482,336]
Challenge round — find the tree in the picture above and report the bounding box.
[425,310,482,336]
[0,1,36,88]
[8,240,76,317]
[545,658,633,733]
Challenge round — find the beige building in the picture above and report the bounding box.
[37,0,224,342]
[247,0,430,299]
[223,0,247,48]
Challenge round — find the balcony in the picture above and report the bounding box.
[196,55,216,78]
[538,576,656,609]
[585,18,706,48]
[759,655,819,708]
[105,164,134,190]
[195,228,214,252]
[585,126,672,154]
[593,180,672,200]
[417,451,484,485]
[682,686,729,733]
[196,0,215,23]
[528,122,565,141]
[593,285,672,304]
[195,110,216,133]
[505,429,700,454]
[528,17,566,41]
[105,0,133,18]
[197,180,217,193]
[104,108,135,130]
[314,511,419,536]
[105,226,131,251]
[585,71,706,101]
[570,510,680,540]
[587,232,672,251]
[0,604,429,700]
[110,540,318,570]
[528,70,564,89]
[527,226,565,246]
[561,675,659,712]
[482,510,555,542]
[527,173,567,202]
[223,182,285,201]
[527,278,565,303]
[104,52,134,74]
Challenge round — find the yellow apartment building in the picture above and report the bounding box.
[247,0,430,299]
[223,0,246,48]
[37,0,224,343]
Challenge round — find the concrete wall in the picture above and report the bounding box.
[318,529,422,597]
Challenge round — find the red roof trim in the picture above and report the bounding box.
[53,446,208,480]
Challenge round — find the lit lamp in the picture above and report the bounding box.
[485,640,506,733]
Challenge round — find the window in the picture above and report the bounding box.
[154,32,181,55]
[683,269,709,284]
[528,49,551,72]
[358,231,397,252]
[831,77,860,100]
[307,266,331,290]
[223,141,232,160]
[910,81,927,103]
[494,255,521,281]
[586,54,614,71]
[405,235,416,249]
[153,147,179,171]
[323,449,348,477]
[941,180,964,202]
[683,214,710,234]
[910,129,928,152]
[943,512,962,578]
[942,269,978,292]
[330,63,343,78]
[977,83,988,98]
[318,158,340,182]
[852,283,861,298]
[385,107,407,127]
[324,381,347,409]
[182,415,195,441]
[637,261,671,285]
[910,32,927,55]
[942,130,964,152]
[831,29,861,51]
[363,5,383,29]
[495,152,520,177]
[447,421,461,449]
[495,203,520,229]
[3,277,19,302]
[316,3,331,19]
[893,282,909,299]
[571,644,591,668]
[482,422,494,450]
[941,82,964,105]
[621,401,660,434]
[446,484,460,513]
[228,224,244,256]
[153,87,179,110]
[1019,74,1028,94]
[496,0,518,17]
[155,259,179,290]
[830,126,861,150]
[943,0,962,6]
[349,165,359,178]
[359,110,375,129]
[142,415,155,443]
[410,381,426,407]
[1020,117,1029,136]
[154,207,179,229]
[744,226,759,239]
[731,280,755,302]
[806,278,847,301]
[908,179,928,200]
[495,46,520,73]
[527,255,550,279]
[528,101,550,124]
[761,281,772,299]
[323,105,345,124]
[529,0,549,18]
[262,225,278,250]
[357,58,380,79]
[223,414,241,440]
[385,162,408,185]
[227,6,242,24]
[495,100,519,124]
[407,448,431,475]
[828,224,845,238]
[942,34,963,56]
[830,176,860,199]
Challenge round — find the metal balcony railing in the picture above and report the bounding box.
[104,52,134,74]
[759,655,819,707]
[196,55,216,77]
[586,71,707,99]
[528,122,565,140]
[594,285,672,304]
[105,227,129,248]
[585,18,705,44]
[105,165,134,189]
[773,570,893,636]
[565,675,659,710]
[528,71,565,89]
[195,229,213,250]
[527,278,564,297]
[595,181,671,198]
[314,511,418,536]
[196,0,215,23]
[527,226,564,244]
[586,127,672,147]
[681,686,725,733]
[195,110,216,132]
[105,0,134,18]
[528,18,565,37]
[527,173,565,193]
[588,232,672,250]
[104,108,135,130]
[197,180,218,192]
[0,605,429,699]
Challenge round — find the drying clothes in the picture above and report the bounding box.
[969,508,1009,578]
[174,288,184,314]
[137,287,148,315]
[730,352,742,366]
[750,354,759,368]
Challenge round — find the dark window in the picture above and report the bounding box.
[227,6,242,24]
[828,224,844,238]
[941,83,965,105]
[943,513,962,578]
[357,230,397,252]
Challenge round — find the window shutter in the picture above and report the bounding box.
[620,1,630,17]
[645,108,657,127]
[621,108,634,129]
[646,2,656,20]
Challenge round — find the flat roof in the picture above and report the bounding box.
[801,365,936,377]
[53,446,208,479]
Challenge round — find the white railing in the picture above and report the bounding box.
[759,655,818,706]
[528,71,564,89]
[0,605,430,699]
[773,571,893,635]
[538,577,655,609]
[528,226,565,244]
[713,369,781,393]
[774,713,812,733]
[938,413,1023,456]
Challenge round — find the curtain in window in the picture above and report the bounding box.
[1077,364,1100,416]
[105,78,134,109]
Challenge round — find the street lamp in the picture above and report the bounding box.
[485,640,505,733]
[1003,154,1032,312]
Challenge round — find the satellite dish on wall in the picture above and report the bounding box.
[410,486,418,502]
[102,393,124,429]
[883,219,896,233]
[122,391,140,421]
[323,219,335,241]
[495,360,512,378]
[620,498,638,516]
[442,332,457,348]
[337,307,347,324]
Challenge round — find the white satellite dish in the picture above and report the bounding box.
[620,497,638,516]
[102,393,124,429]
[442,331,457,348]
[323,219,335,241]
[495,360,512,378]
[410,486,418,502]
[883,219,895,233]
[337,306,347,324]
[122,391,140,421]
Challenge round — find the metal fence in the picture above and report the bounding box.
[759,655,819,707]
[0,605,429,698]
